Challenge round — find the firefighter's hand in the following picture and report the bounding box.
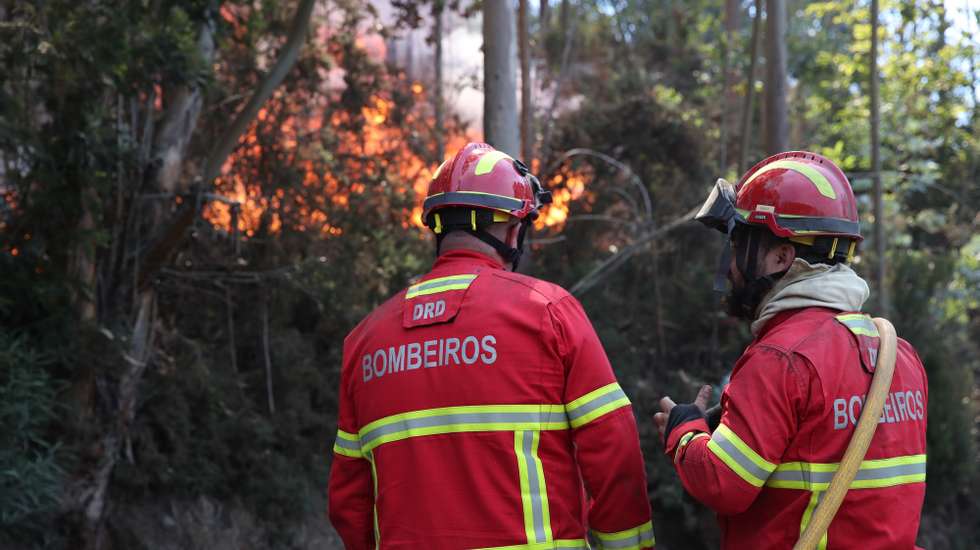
[654,385,712,444]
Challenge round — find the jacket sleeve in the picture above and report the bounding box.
[548,296,655,549]
[665,344,807,515]
[327,339,375,550]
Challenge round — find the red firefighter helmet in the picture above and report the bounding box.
[422,142,550,227]
[421,143,551,270]
[734,151,861,241]
[696,152,862,291]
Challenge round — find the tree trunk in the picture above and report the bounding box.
[764,0,788,154]
[540,0,550,31]
[720,0,739,172]
[871,0,888,316]
[738,0,764,174]
[75,2,317,546]
[201,0,316,185]
[519,0,533,163]
[483,0,520,155]
[433,1,445,161]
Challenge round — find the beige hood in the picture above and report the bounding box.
[751,259,870,336]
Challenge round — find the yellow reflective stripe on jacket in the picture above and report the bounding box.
[475,539,590,549]
[707,424,778,487]
[357,404,570,454]
[593,520,655,549]
[799,491,828,550]
[835,313,880,338]
[675,432,710,465]
[333,429,363,458]
[565,382,631,429]
[766,454,926,491]
[366,450,380,548]
[406,274,478,299]
[515,431,553,544]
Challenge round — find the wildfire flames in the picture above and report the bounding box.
[203,12,587,241]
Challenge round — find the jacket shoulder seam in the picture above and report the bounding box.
[489,271,569,302]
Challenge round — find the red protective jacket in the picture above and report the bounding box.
[666,307,928,549]
[329,250,653,549]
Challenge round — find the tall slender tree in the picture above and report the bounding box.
[483,0,520,155]
[765,0,788,153]
[739,0,764,174]
[433,0,445,161]
[519,0,533,163]
[871,0,888,315]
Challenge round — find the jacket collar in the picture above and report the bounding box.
[431,249,505,272]
[754,306,839,340]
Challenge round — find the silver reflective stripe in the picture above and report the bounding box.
[521,430,548,543]
[770,461,926,485]
[565,386,627,424]
[409,274,476,294]
[598,525,655,549]
[360,410,568,449]
[711,429,773,483]
[593,520,655,549]
[334,437,361,452]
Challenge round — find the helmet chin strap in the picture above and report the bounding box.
[464,220,529,271]
[432,209,529,271]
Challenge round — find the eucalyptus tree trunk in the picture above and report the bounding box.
[738,0,763,175]
[433,0,445,160]
[765,0,788,154]
[519,0,533,163]
[76,1,317,547]
[871,0,888,316]
[720,0,739,172]
[483,0,520,155]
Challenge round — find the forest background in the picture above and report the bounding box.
[0,0,977,549]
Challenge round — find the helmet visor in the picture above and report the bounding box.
[695,178,740,234]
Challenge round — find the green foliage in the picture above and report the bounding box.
[0,335,68,546]
[0,0,977,547]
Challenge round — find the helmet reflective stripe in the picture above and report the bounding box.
[474,150,513,175]
[431,159,449,180]
[423,190,525,213]
[741,159,837,200]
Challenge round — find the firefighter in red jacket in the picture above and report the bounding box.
[329,143,654,549]
[654,151,928,549]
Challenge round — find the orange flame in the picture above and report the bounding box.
[535,168,592,230]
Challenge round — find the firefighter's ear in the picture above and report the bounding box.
[763,242,796,275]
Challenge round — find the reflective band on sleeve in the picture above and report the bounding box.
[835,313,880,338]
[799,491,828,550]
[707,424,777,487]
[475,150,513,175]
[333,429,363,458]
[742,159,837,199]
[766,454,926,491]
[565,382,632,429]
[593,520,656,550]
[475,539,590,550]
[675,432,710,464]
[515,431,553,544]
[357,404,569,454]
[406,274,478,299]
